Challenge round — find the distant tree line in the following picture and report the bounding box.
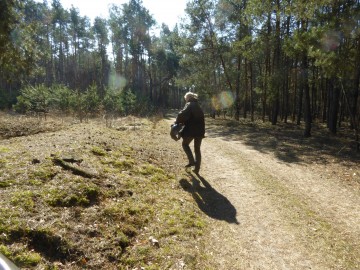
[0,0,359,145]
[0,0,183,112]
[181,0,359,139]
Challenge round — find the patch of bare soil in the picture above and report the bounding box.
[181,117,360,269]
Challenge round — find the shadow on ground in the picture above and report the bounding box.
[179,172,239,225]
[204,117,360,166]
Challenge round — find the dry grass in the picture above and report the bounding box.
[2,112,359,269]
[0,113,208,269]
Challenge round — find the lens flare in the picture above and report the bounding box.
[211,91,234,110]
[108,72,127,90]
[321,31,341,52]
[211,96,221,110]
[219,91,235,108]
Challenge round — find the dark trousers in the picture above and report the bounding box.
[182,136,202,171]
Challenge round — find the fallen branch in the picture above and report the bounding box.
[52,157,97,178]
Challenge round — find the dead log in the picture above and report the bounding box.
[52,157,97,178]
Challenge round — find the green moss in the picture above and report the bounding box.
[112,159,135,170]
[30,167,57,181]
[115,230,130,248]
[0,209,21,232]
[14,251,42,267]
[130,208,153,228]
[10,191,36,211]
[28,179,43,186]
[0,158,7,168]
[126,206,141,215]
[150,172,169,183]
[0,180,13,188]
[0,243,41,268]
[191,219,206,229]
[136,246,151,256]
[91,146,107,156]
[101,156,135,172]
[46,184,99,207]
[0,244,12,257]
[169,228,181,235]
[122,224,137,237]
[102,203,123,219]
[114,147,135,158]
[138,164,165,175]
[0,146,10,153]
[84,186,100,201]
[0,119,209,269]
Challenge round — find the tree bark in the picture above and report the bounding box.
[327,80,340,134]
[303,55,311,137]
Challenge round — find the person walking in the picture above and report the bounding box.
[175,91,205,174]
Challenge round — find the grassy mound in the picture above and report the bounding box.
[0,115,208,269]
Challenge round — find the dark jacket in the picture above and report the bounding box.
[175,98,205,138]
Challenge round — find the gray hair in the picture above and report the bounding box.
[184,92,198,101]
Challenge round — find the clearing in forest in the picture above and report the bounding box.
[0,112,360,269]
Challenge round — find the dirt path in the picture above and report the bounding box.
[180,122,360,269]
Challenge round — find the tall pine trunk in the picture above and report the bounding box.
[271,1,281,125]
[327,80,340,134]
[235,55,241,121]
[302,55,311,137]
[301,20,311,137]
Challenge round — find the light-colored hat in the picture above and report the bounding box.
[184,92,198,101]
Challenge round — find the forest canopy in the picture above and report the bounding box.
[0,0,359,141]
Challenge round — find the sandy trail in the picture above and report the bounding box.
[183,128,360,269]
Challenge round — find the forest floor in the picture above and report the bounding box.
[1,111,360,269]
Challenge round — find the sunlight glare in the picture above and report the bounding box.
[108,72,127,90]
[321,31,341,52]
[212,91,234,110]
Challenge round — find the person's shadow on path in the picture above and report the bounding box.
[179,172,239,224]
